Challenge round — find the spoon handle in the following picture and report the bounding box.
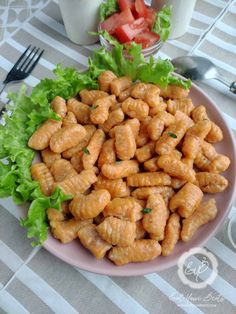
[229,81,236,94]
[215,75,236,94]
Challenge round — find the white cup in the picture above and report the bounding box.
[151,0,197,39]
[58,0,103,45]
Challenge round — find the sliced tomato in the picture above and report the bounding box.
[146,7,157,28]
[115,17,148,43]
[135,0,148,18]
[101,9,134,35]
[133,30,160,48]
[132,8,140,19]
[118,0,135,11]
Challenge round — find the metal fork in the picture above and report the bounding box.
[0,45,44,96]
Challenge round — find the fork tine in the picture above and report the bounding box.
[17,47,36,71]
[13,45,31,69]
[21,47,40,72]
[26,49,44,74]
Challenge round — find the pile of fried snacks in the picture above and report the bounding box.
[28,70,230,265]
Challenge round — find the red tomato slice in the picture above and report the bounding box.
[135,0,148,18]
[146,7,157,28]
[132,8,140,19]
[133,30,160,48]
[115,17,148,43]
[118,0,135,11]
[101,9,134,35]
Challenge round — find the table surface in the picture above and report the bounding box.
[0,1,236,314]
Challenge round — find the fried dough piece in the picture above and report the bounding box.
[110,76,132,96]
[135,142,155,163]
[62,125,96,159]
[41,148,61,169]
[143,157,160,172]
[96,217,136,247]
[51,96,67,118]
[31,162,54,196]
[182,120,211,159]
[48,206,92,244]
[131,186,175,206]
[169,182,203,218]
[79,89,108,105]
[159,84,189,99]
[67,98,90,124]
[157,155,196,183]
[114,125,136,160]
[28,119,62,150]
[142,194,168,241]
[102,160,139,179]
[69,189,111,219]
[103,197,142,222]
[62,111,77,127]
[55,169,97,196]
[161,213,180,256]
[70,151,84,173]
[122,97,149,120]
[100,108,125,133]
[181,199,218,242]
[191,105,223,143]
[167,98,194,116]
[108,239,162,265]
[78,224,112,259]
[98,70,117,92]
[94,175,130,198]
[98,139,116,169]
[90,95,116,124]
[50,159,77,181]
[155,111,193,155]
[50,124,87,153]
[195,172,228,193]
[82,129,105,169]
[127,172,171,187]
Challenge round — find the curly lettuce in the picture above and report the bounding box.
[152,5,172,42]
[100,0,119,21]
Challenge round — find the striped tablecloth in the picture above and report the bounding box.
[0,1,236,313]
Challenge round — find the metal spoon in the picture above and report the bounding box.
[171,56,236,94]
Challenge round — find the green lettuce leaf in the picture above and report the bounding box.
[168,75,191,90]
[90,30,120,46]
[31,64,98,105]
[137,56,173,87]
[90,42,145,80]
[0,162,17,198]
[0,85,73,245]
[137,56,191,89]
[20,187,72,246]
[152,5,172,41]
[89,42,190,88]
[100,0,119,21]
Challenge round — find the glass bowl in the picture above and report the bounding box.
[98,24,163,58]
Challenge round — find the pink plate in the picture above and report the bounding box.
[44,82,236,276]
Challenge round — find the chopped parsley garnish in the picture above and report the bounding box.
[82,147,90,155]
[90,105,98,110]
[168,132,177,138]
[142,208,152,214]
